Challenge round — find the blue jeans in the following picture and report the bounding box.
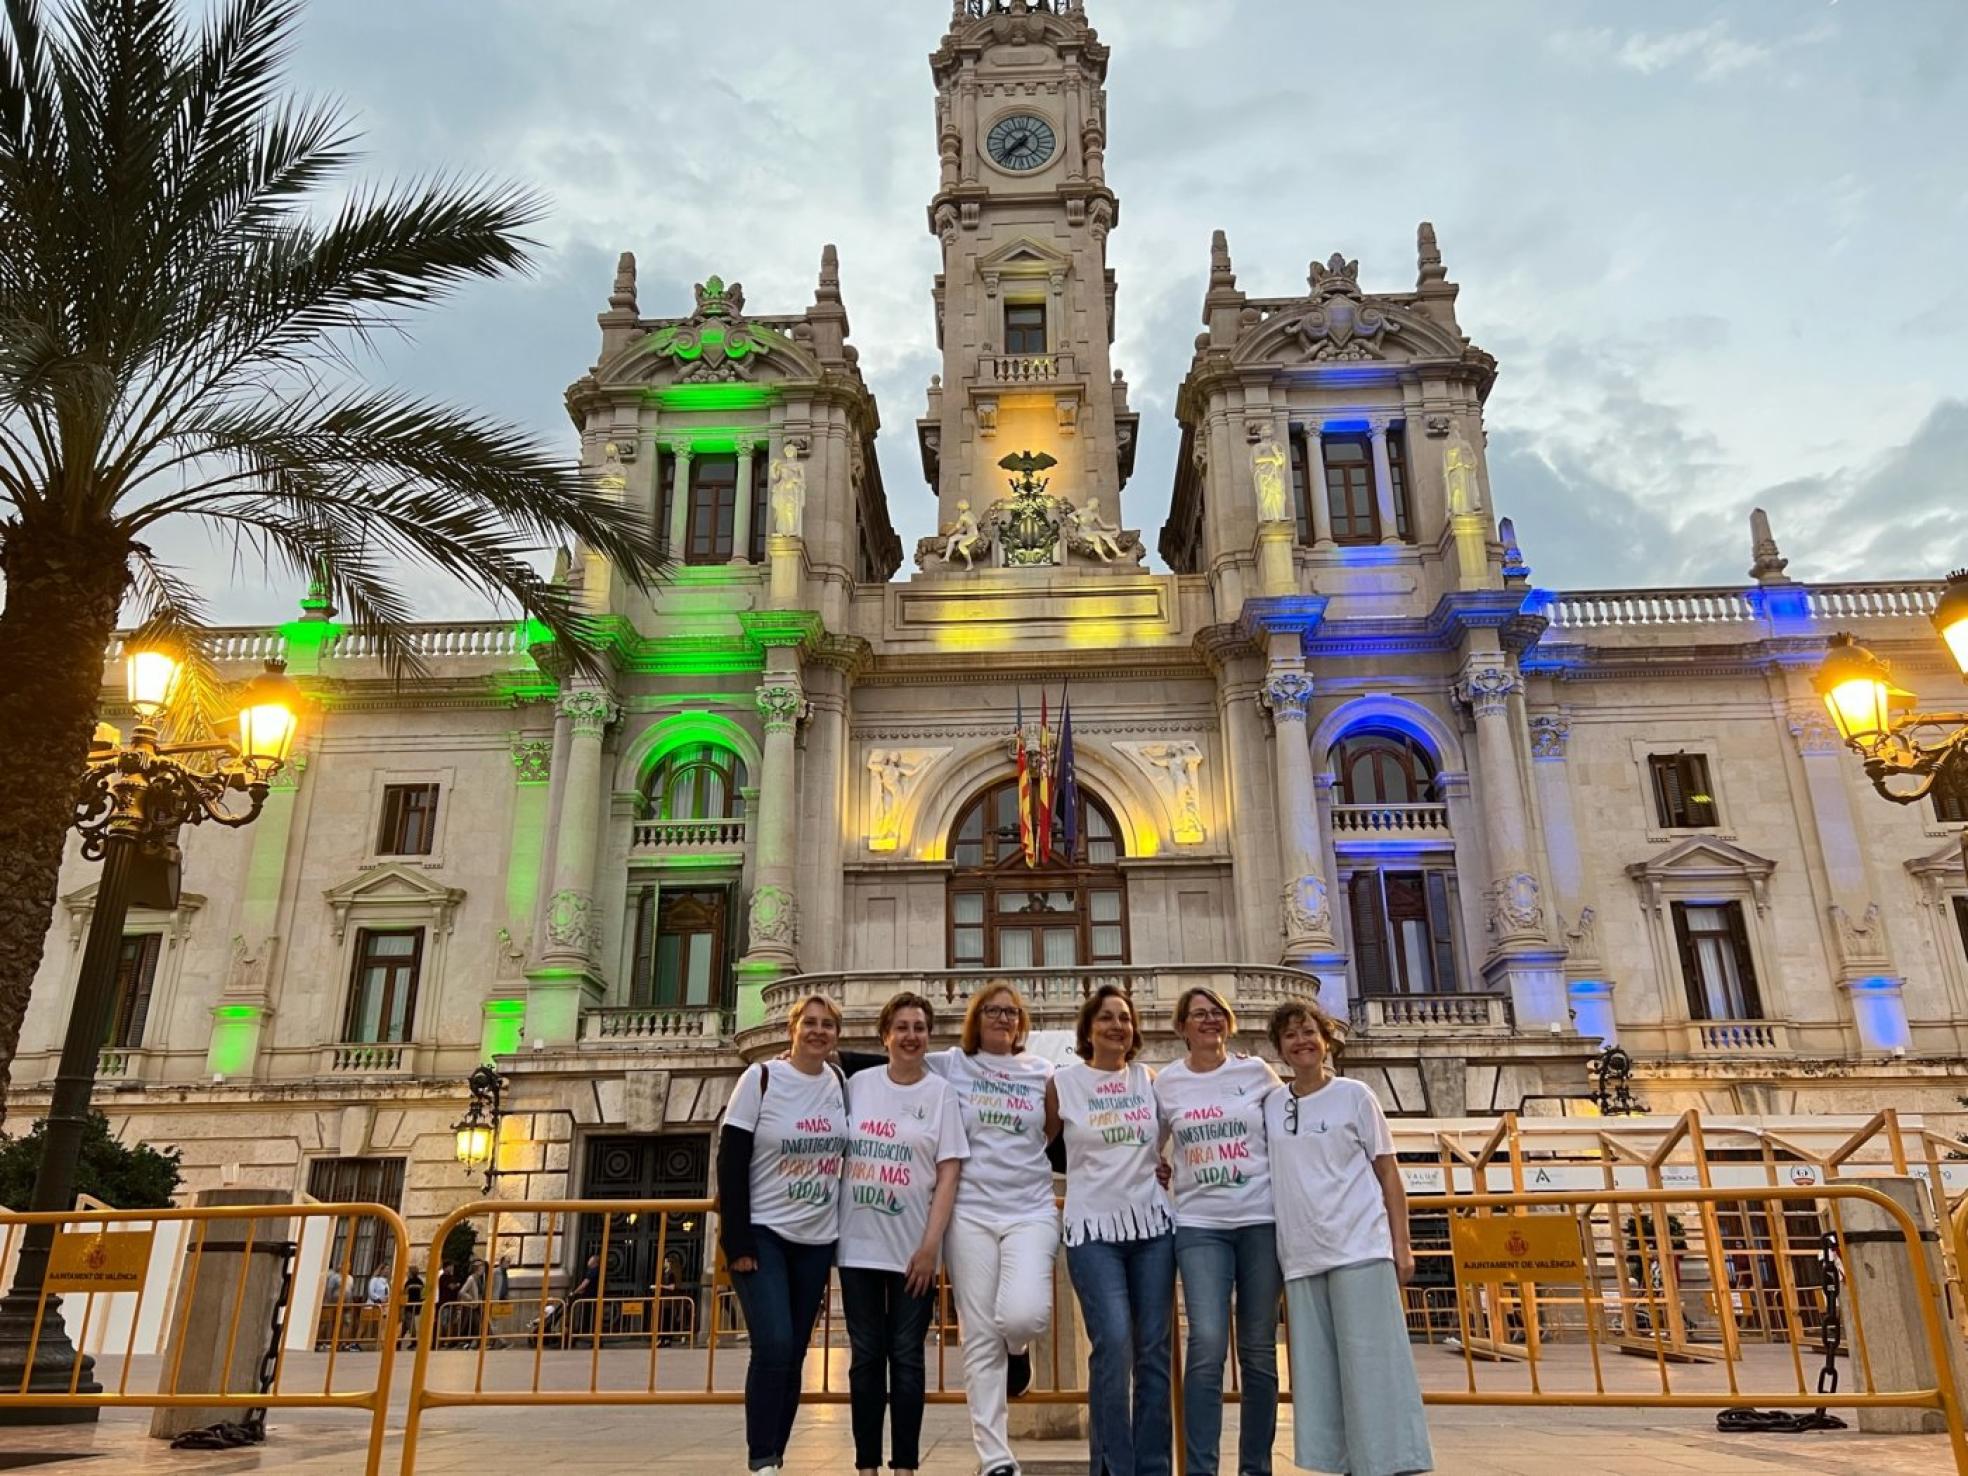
[1175,1224,1283,1476]
[729,1227,834,1471]
[838,1265,936,1470]
[1066,1232,1175,1476]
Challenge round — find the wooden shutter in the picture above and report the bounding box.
[1680,754,1718,827]
[1651,755,1686,829]
[1723,902,1763,1018]
[1669,902,1709,1019]
[1425,871,1459,992]
[630,889,657,1006]
[1349,872,1391,994]
[749,452,769,563]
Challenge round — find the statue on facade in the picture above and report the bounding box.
[1444,429,1481,517]
[769,441,807,537]
[1064,497,1126,562]
[942,499,986,568]
[1250,437,1290,524]
[867,750,938,849]
[989,450,1066,566]
[594,441,628,493]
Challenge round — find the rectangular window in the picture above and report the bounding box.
[1349,868,1458,994]
[1290,432,1312,545]
[345,929,423,1043]
[307,1156,406,1278]
[1388,427,1412,541]
[686,455,738,564]
[107,933,162,1049]
[1934,763,1968,824]
[632,889,728,1009]
[1322,435,1379,543]
[1650,752,1719,829]
[1004,302,1047,355]
[377,783,439,856]
[1671,901,1763,1021]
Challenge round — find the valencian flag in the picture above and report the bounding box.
[1055,693,1081,863]
[1015,690,1037,867]
[1036,690,1055,865]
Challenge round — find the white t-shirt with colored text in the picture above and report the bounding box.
[1055,1061,1174,1247]
[839,1068,970,1273]
[722,1060,847,1246]
[926,1048,1057,1226]
[1154,1054,1280,1229]
[1263,1075,1396,1280]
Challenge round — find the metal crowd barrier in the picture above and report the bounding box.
[0,1201,408,1476]
[396,1184,1968,1475]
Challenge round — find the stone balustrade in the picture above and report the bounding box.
[104,620,528,668]
[1545,580,1943,631]
[1329,802,1452,839]
[1685,1020,1791,1055]
[580,1005,729,1045]
[629,817,748,854]
[1350,992,1513,1034]
[980,351,1074,385]
[322,1042,412,1075]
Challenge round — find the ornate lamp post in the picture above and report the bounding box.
[1813,570,1968,880]
[0,646,300,1413]
[453,1065,506,1194]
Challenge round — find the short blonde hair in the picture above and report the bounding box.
[788,992,843,1034]
[960,986,1029,1054]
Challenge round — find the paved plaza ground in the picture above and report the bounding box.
[0,1344,1959,1474]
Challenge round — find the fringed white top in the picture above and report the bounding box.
[1054,1060,1175,1247]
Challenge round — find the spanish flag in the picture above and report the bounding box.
[1015,691,1036,867]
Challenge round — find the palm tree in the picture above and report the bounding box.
[0,0,667,1114]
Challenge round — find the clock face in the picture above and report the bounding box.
[987,114,1057,172]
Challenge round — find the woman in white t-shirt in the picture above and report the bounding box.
[1262,999,1432,1476]
[1056,983,1175,1476]
[839,991,969,1476]
[925,986,1060,1476]
[1153,985,1282,1476]
[717,993,848,1476]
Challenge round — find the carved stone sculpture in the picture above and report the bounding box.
[1831,902,1887,963]
[1250,438,1290,524]
[546,888,598,956]
[943,499,986,568]
[1486,872,1545,938]
[769,442,807,537]
[748,884,799,948]
[866,748,950,851]
[593,441,628,493]
[1282,873,1333,940]
[1118,740,1207,844]
[1291,254,1399,361]
[1064,497,1126,562]
[1444,429,1481,517]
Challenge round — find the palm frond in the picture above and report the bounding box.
[123,544,230,740]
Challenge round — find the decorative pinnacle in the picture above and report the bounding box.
[1209,228,1235,286]
[1417,222,1445,285]
[816,243,841,302]
[608,251,637,313]
[1308,252,1361,298]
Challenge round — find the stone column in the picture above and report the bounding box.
[1302,424,1335,546]
[730,441,756,565]
[737,665,806,1026]
[1261,665,1339,969]
[667,445,693,558]
[1368,415,1401,544]
[1459,657,1567,1029]
[528,687,617,1044]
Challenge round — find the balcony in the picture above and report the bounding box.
[97,1047,147,1082]
[979,351,1077,387]
[629,817,747,856]
[1329,803,1452,842]
[1350,993,1513,1035]
[747,964,1325,1055]
[580,1006,730,1047]
[320,1042,417,1076]
[1683,1020,1792,1056]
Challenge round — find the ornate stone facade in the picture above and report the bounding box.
[14,0,1967,1263]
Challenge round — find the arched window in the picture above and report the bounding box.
[947,778,1127,969]
[1330,729,1437,806]
[643,745,748,821]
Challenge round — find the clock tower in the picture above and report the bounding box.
[916,0,1140,568]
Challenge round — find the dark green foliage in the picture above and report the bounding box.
[0,1111,182,1211]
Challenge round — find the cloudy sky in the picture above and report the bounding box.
[171,0,1968,623]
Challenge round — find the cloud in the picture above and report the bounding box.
[1547,18,1833,84]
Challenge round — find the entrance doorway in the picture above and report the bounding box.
[576,1133,711,1339]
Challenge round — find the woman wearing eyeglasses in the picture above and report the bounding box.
[1056,983,1176,1476]
[1153,986,1282,1476]
[924,985,1061,1476]
[1262,999,1432,1476]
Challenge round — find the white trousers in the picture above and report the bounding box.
[945,1213,1058,1474]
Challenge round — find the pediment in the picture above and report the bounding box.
[1230,295,1467,369]
[976,235,1073,276]
[323,864,466,941]
[61,883,205,947]
[1627,836,1778,912]
[1906,838,1966,906]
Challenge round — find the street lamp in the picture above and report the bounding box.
[454,1065,506,1194]
[1813,569,1968,874]
[0,647,300,1414]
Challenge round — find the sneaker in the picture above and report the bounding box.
[985,1465,1018,1476]
[1005,1346,1031,1399]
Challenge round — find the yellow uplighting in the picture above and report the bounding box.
[1813,634,1907,750]
[123,648,181,720]
[234,660,302,768]
[1933,569,1968,677]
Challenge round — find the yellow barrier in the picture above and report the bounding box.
[397,1183,1968,1476]
[0,1201,408,1476]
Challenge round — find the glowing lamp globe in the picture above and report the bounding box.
[454,1117,494,1170]
[123,648,182,721]
[234,660,302,769]
[1813,634,1904,750]
[1933,569,1968,677]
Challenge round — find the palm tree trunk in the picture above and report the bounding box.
[0,523,130,1127]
